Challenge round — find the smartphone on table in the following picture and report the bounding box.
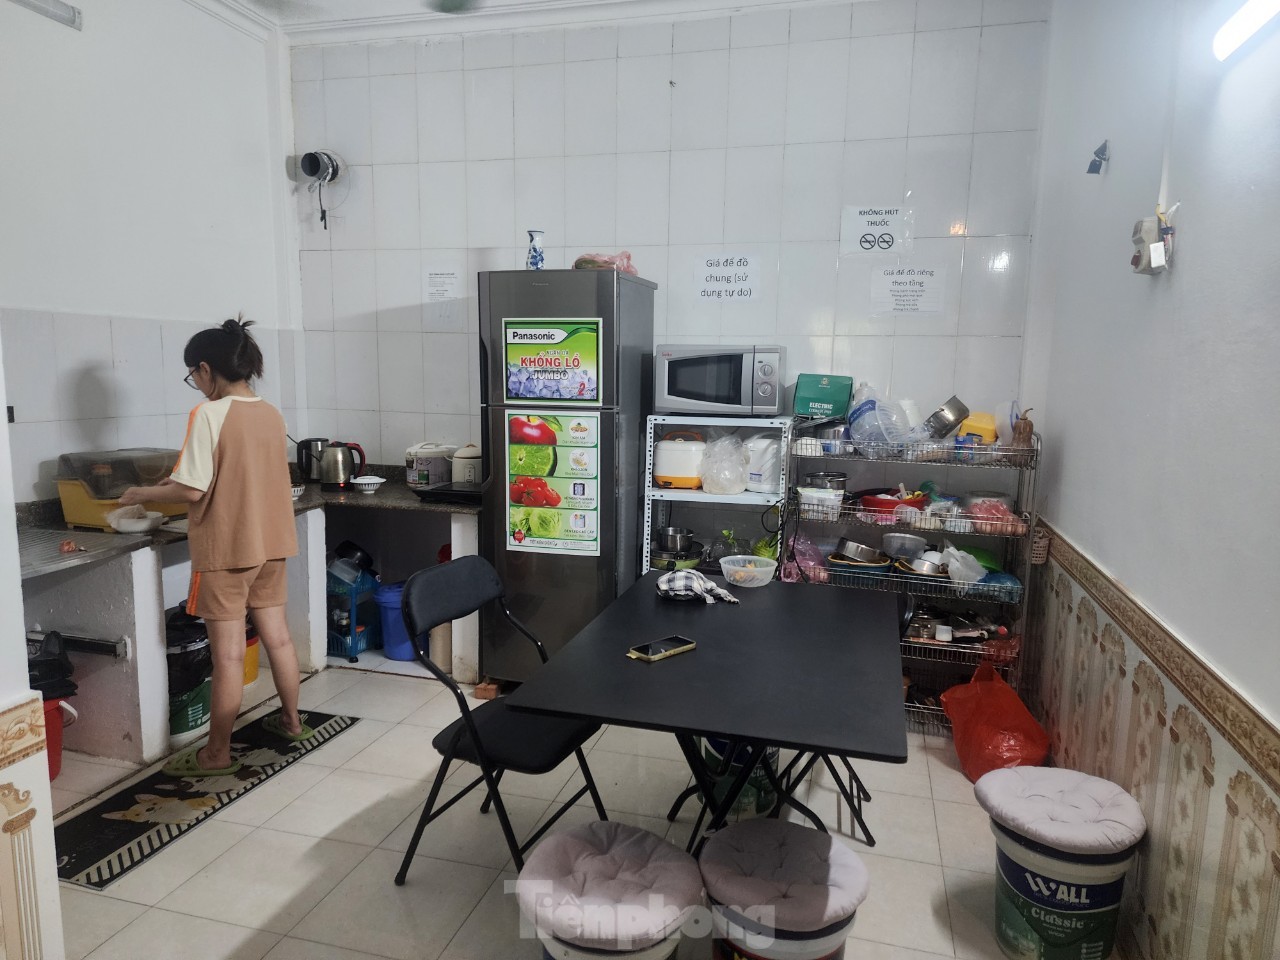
[627,635,696,662]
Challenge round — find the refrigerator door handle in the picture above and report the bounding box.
[478,338,492,486]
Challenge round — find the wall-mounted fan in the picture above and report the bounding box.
[300,150,342,230]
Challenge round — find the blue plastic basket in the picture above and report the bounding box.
[326,568,381,659]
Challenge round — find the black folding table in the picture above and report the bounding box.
[505,572,908,850]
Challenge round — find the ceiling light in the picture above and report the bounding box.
[6,0,82,29]
[1213,0,1280,60]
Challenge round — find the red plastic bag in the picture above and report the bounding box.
[940,663,1048,783]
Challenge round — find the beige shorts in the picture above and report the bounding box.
[187,560,287,621]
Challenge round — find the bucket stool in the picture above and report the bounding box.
[975,767,1147,960]
[698,819,869,960]
[515,821,704,960]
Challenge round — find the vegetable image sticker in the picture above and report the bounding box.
[506,409,601,556]
[503,319,601,405]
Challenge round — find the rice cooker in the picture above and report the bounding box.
[743,434,782,494]
[652,432,706,489]
[405,442,458,490]
[452,444,483,484]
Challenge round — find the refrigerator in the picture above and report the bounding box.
[478,269,656,682]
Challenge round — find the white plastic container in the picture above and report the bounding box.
[744,434,782,494]
[711,906,854,960]
[405,442,458,490]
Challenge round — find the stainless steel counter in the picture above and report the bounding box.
[18,527,150,580]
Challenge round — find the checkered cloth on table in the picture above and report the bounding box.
[656,569,739,604]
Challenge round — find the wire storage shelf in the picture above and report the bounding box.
[791,437,1039,468]
[793,495,1031,538]
[904,702,950,734]
[815,564,1023,603]
[900,637,1017,669]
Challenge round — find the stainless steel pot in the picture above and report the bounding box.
[803,471,847,491]
[922,396,970,439]
[834,538,885,563]
[656,527,693,553]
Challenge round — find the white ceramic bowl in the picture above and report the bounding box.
[110,511,165,533]
[291,484,305,501]
[352,475,385,494]
[719,555,777,588]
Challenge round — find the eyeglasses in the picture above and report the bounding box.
[184,370,200,390]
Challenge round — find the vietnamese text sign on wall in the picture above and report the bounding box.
[870,264,947,314]
[693,254,759,302]
[424,269,463,302]
[840,204,905,255]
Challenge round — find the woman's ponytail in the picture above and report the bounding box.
[184,313,265,383]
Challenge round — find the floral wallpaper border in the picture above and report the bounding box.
[0,693,45,772]
[1043,522,1280,798]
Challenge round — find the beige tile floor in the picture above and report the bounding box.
[56,666,1004,960]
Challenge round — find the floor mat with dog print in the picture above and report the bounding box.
[54,710,359,889]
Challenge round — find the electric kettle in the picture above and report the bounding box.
[319,441,366,489]
[296,437,329,483]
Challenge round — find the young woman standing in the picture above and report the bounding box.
[121,317,310,776]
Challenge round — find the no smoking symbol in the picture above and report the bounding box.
[859,234,876,250]
[877,233,894,250]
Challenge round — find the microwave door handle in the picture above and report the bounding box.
[741,350,755,414]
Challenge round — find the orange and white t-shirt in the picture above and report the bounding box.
[171,397,298,572]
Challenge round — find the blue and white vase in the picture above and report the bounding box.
[525,230,545,271]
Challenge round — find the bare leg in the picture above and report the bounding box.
[251,604,302,736]
[199,618,247,769]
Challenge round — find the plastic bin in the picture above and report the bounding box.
[243,634,260,685]
[701,738,779,817]
[166,609,213,748]
[375,582,414,661]
[43,699,77,781]
[976,768,1146,960]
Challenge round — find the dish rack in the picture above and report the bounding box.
[794,496,1031,538]
[786,427,1041,737]
[900,637,1020,734]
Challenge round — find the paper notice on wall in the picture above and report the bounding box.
[424,269,463,302]
[870,264,947,313]
[693,254,758,303]
[840,204,905,255]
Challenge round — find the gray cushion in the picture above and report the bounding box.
[516,821,703,950]
[698,819,869,933]
[975,767,1146,855]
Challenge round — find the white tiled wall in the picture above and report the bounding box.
[0,310,297,501]
[295,0,1047,462]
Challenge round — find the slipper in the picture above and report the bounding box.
[262,712,315,742]
[163,748,242,778]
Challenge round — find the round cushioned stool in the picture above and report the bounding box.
[516,821,703,960]
[699,819,869,960]
[975,767,1147,960]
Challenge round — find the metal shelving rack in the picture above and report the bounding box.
[641,415,792,574]
[785,432,1041,735]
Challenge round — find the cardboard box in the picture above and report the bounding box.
[793,374,853,418]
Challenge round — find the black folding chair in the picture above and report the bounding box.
[393,556,607,883]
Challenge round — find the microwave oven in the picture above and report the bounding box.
[653,344,785,416]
